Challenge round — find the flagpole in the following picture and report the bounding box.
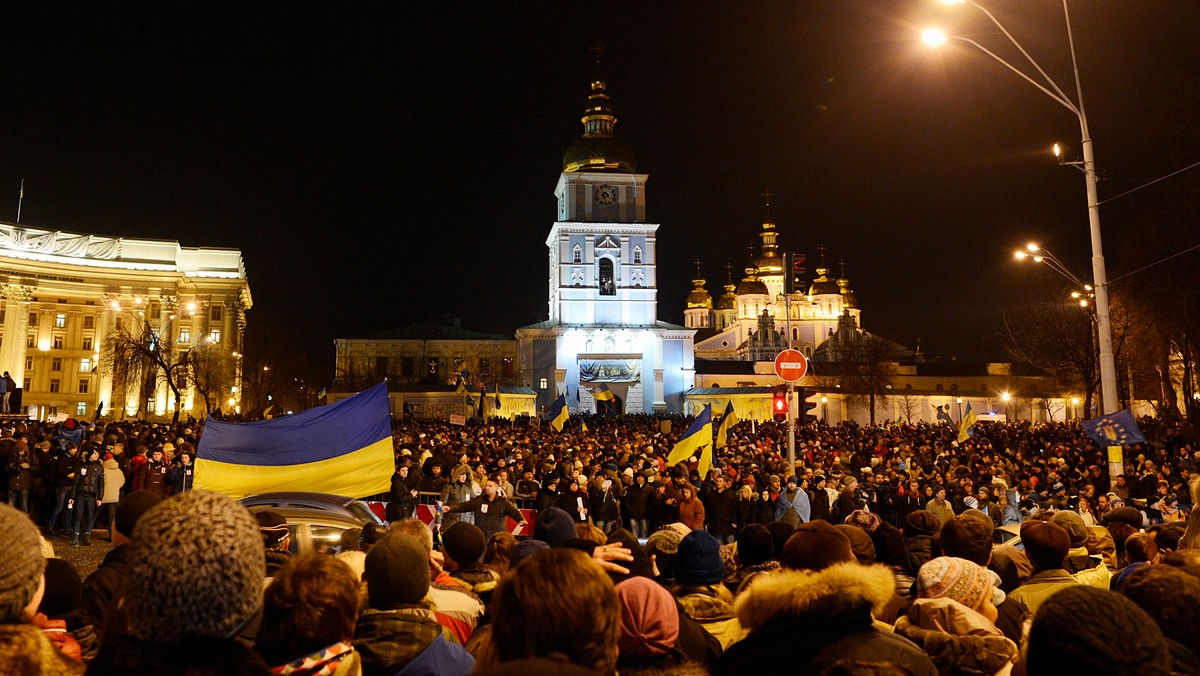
[16,179,24,223]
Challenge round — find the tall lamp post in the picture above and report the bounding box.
[923,0,1120,481]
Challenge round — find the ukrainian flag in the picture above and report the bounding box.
[194,381,394,499]
[957,402,977,443]
[666,404,712,468]
[715,401,737,450]
[545,393,569,432]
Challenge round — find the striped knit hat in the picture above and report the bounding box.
[917,556,995,612]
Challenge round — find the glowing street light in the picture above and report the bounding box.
[923,0,1120,446]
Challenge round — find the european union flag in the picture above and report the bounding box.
[1081,409,1146,448]
[935,404,955,427]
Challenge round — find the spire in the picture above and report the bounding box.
[762,188,774,223]
[686,258,712,309]
[562,45,637,173]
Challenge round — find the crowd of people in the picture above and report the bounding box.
[1,410,1199,674]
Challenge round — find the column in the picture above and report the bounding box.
[0,294,20,380]
[653,368,666,414]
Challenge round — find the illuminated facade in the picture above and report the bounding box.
[0,223,251,420]
[516,77,696,414]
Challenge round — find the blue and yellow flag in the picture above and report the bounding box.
[666,404,712,469]
[1081,408,1145,448]
[194,382,393,499]
[715,401,737,450]
[957,402,977,443]
[544,393,569,432]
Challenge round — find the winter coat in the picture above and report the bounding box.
[717,563,937,676]
[77,544,134,634]
[445,493,523,539]
[353,605,460,676]
[926,498,955,526]
[735,496,758,529]
[810,488,832,522]
[101,460,125,504]
[72,460,104,499]
[1062,547,1112,589]
[907,535,934,575]
[7,448,37,491]
[674,587,747,650]
[894,597,1018,676]
[165,461,194,495]
[48,451,78,488]
[0,621,85,675]
[623,481,653,519]
[1006,569,1078,615]
[678,496,706,532]
[704,487,736,537]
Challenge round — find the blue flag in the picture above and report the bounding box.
[935,404,955,426]
[1081,409,1146,448]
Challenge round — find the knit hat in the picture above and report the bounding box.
[781,520,855,571]
[442,521,486,565]
[834,524,877,565]
[255,511,290,547]
[645,528,684,582]
[606,529,654,582]
[675,530,724,585]
[37,557,82,619]
[1021,520,1071,571]
[906,509,942,536]
[125,491,264,643]
[0,502,45,622]
[765,521,795,560]
[1026,586,1170,676]
[845,509,881,533]
[917,556,1001,611]
[736,524,774,567]
[1050,510,1088,548]
[364,532,430,608]
[510,539,549,567]
[533,507,576,548]
[114,490,162,539]
[615,576,679,658]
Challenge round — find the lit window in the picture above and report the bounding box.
[539,377,548,390]
[24,357,32,370]
[54,314,65,328]
[76,402,87,416]
[211,306,223,321]
[80,358,91,372]
[26,334,35,348]
[52,335,63,349]
[179,329,190,343]
[78,380,89,394]
[209,329,221,344]
[49,379,60,393]
[51,358,62,371]
[23,379,30,391]
[599,258,616,296]
[48,406,57,416]
[82,338,93,351]
[633,246,642,264]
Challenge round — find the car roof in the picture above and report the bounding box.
[244,504,364,529]
[240,491,354,507]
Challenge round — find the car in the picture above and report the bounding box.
[993,523,1023,551]
[239,491,384,525]
[243,503,367,556]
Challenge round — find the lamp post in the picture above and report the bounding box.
[956,396,963,422]
[821,395,828,422]
[923,1,1118,424]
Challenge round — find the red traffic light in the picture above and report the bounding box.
[772,385,788,422]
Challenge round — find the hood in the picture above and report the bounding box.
[905,597,1004,638]
[103,458,119,470]
[896,601,1017,675]
[734,563,896,631]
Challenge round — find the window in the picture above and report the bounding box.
[400,356,414,378]
[539,377,548,390]
[633,245,642,264]
[479,358,491,377]
[78,379,89,394]
[28,312,37,327]
[572,244,583,264]
[83,316,94,329]
[24,357,32,370]
[80,358,91,372]
[209,329,221,344]
[82,338,93,351]
[23,379,30,391]
[149,305,160,320]
[211,306,223,321]
[54,314,66,328]
[599,258,616,296]
[375,356,388,378]
[49,379,60,393]
[179,329,191,343]
[26,334,35,348]
[51,358,62,371]
[48,406,58,417]
[52,335,63,349]
[76,402,87,416]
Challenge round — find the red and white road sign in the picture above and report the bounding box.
[774,349,808,382]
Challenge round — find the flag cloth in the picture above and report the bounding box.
[57,418,84,451]
[715,401,738,450]
[455,376,466,394]
[581,420,588,433]
[544,393,569,432]
[592,384,616,415]
[494,385,502,408]
[1081,408,1146,448]
[936,404,955,427]
[194,381,393,499]
[957,402,977,443]
[666,404,712,468]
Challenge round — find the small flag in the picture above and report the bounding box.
[666,404,712,468]
[957,402,977,443]
[592,383,617,415]
[715,401,738,450]
[936,404,955,427]
[263,404,275,420]
[544,393,569,432]
[316,387,327,400]
[455,376,466,394]
[493,385,502,408]
[581,420,589,433]
[1081,409,1146,448]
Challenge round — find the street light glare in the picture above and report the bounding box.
[1025,243,1039,252]
[1053,143,1061,157]
[921,28,948,46]
[1013,251,1026,260]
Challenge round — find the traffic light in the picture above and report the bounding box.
[782,251,807,294]
[800,387,818,422]
[772,385,789,423]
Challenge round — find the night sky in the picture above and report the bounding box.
[2,2,1198,372]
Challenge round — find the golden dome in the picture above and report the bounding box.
[716,282,737,311]
[808,268,840,296]
[686,278,712,309]
[754,218,783,276]
[736,265,769,296]
[562,80,637,174]
[838,276,858,308]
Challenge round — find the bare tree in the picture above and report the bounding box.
[1004,296,1099,416]
[822,334,899,424]
[188,340,235,416]
[102,318,188,422]
[897,391,923,423]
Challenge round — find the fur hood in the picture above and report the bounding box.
[734,563,896,631]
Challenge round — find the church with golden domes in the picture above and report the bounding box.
[515,75,697,415]
[685,208,864,364]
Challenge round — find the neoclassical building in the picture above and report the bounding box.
[515,76,696,414]
[0,223,251,420]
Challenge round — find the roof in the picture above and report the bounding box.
[359,321,509,341]
[694,359,757,375]
[687,386,775,395]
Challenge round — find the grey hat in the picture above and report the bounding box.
[0,503,44,622]
[365,533,430,607]
[126,491,265,643]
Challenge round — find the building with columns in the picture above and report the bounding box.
[515,76,696,414]
[0,222,251,420]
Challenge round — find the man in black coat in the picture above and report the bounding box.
[443,476,527,539]
[704,473,738,544]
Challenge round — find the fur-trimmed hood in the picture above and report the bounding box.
[734,563,897,631]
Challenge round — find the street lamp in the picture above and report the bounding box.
[821,395,828,422]
[924,1,1119,430]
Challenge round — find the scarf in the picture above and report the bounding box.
[271,641,355,676]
